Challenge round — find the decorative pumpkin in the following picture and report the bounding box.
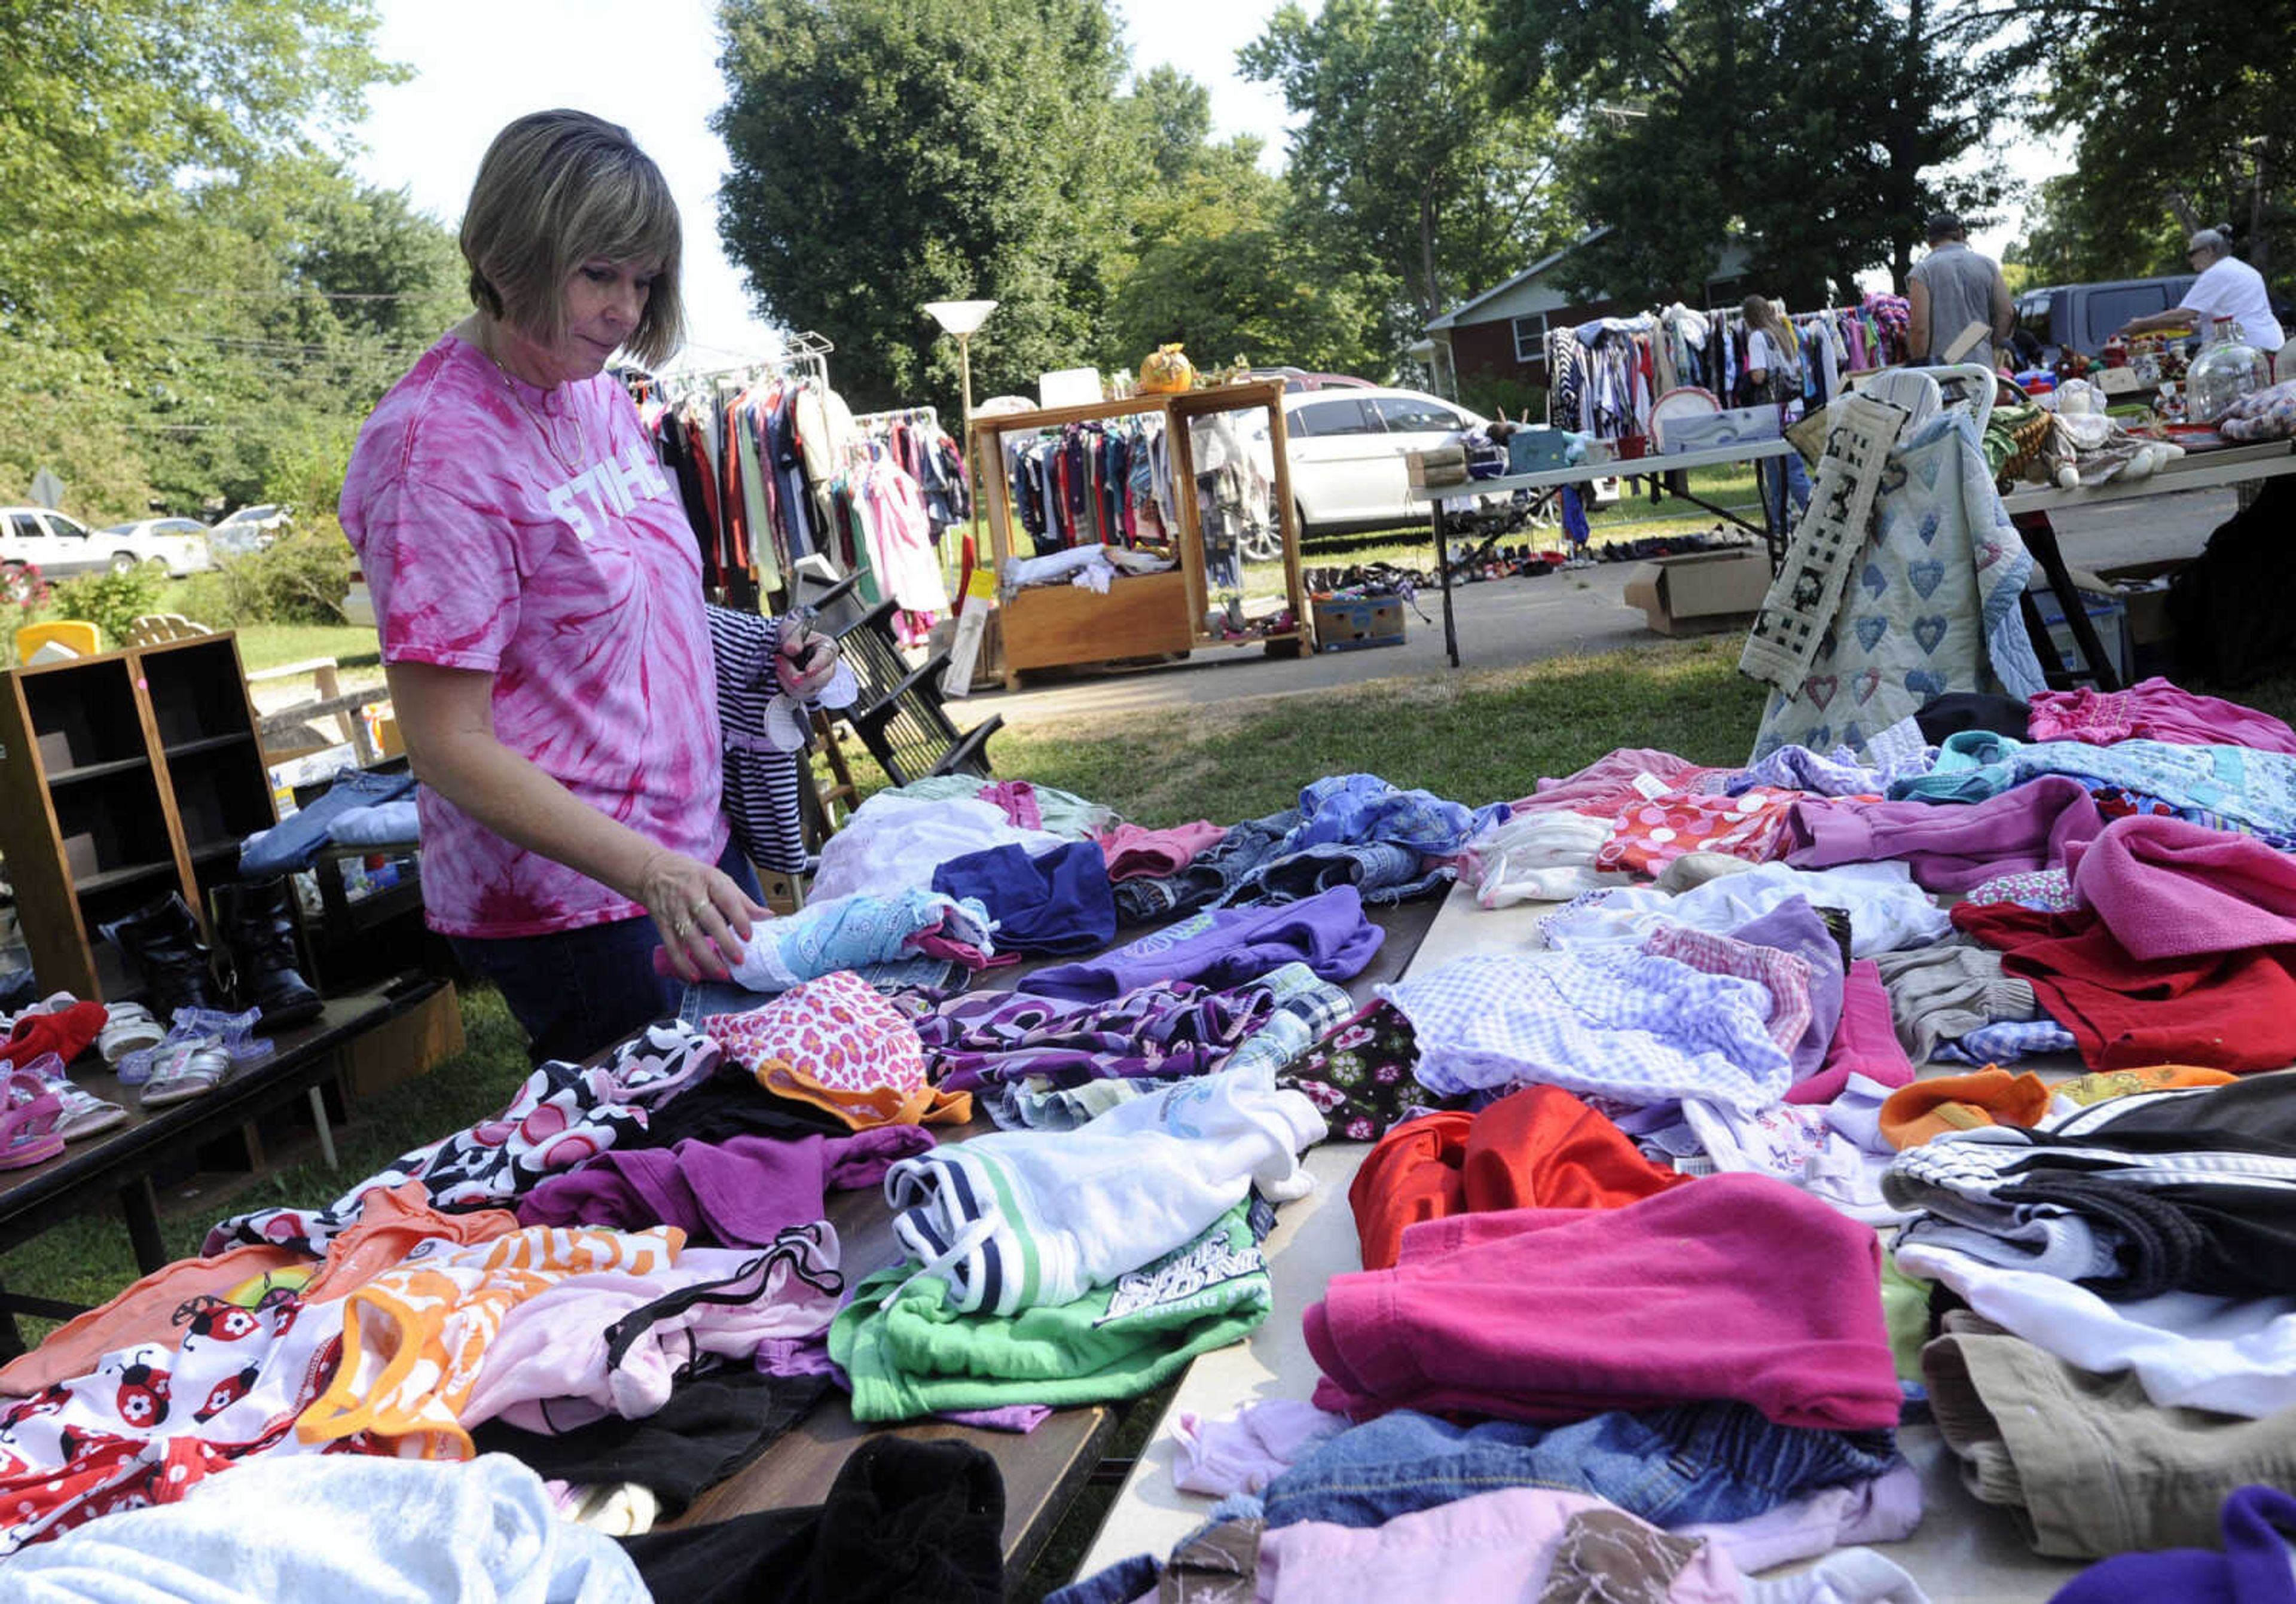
[1138,343,1196,395]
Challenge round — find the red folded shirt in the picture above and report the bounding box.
[1348,1086,1689,1272]
[1953,900,2296,1073]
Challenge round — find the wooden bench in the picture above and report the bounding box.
[249,657,387,765]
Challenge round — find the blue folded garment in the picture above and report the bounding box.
[327,799,419,848]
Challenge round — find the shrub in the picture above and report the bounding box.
[48,567,167,649]
[206,520,359,626]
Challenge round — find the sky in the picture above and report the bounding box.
[350,0,2053,368]
[350,0,1298,371]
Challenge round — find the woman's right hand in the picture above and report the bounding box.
[636,850,768,982]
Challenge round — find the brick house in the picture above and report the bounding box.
[1426,230,1751,412]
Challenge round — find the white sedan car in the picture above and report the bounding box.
[97,518,218,576]
[1279,387,1618,546]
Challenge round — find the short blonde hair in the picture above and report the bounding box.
[460,109,685,368]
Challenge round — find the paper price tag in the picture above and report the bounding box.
[1629,772,1669,801]
[966,569,997,602]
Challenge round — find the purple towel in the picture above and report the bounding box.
[517,1125,936,1245]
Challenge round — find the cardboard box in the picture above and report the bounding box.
[337,979,464,1101]
[1622,548,1772,635]
[1406,447,1467,487]
[2093,559,2190,646]
[1312,595,1406,652]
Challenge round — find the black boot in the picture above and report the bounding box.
[213,877,322,1033]
[99,892,218,1021]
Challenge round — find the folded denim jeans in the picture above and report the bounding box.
[239,766,417,876]
[1259,1401,1898,1532]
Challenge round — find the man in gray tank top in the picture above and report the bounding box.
[1907,213,2013,368]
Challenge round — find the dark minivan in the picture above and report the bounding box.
[2013,276,2197,366]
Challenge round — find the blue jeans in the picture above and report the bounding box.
[1044,1555,1159,1604]
[452,839,762,1065]
[240,765,417,876]
[1259,1403,1898,1532]
[1765,451,1812,522]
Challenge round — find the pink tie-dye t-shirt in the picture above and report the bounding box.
[341,333,725,938]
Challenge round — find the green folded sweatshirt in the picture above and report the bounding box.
[832,1202,1271,1423]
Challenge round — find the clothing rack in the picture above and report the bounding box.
[852,405,942,433]
[654,331,837,401]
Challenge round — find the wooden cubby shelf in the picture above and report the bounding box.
[0,633,279,1002]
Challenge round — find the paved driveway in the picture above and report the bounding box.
[964,487,2234,727]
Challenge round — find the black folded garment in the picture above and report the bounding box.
[617,1436,1006,1604]
[473,1366,829,1519]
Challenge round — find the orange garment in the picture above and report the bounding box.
[0,1183,519,1397]
[758,1061,973,1131]
[295,1223,680,1460]
[1349,1085,1692,1272]
[2053,1065,2239,1106]
[1880,1069,2053,1149]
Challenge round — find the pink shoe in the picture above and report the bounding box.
[0,1072,65,1169]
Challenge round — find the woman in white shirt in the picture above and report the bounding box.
[2121,230,2285,376]
[1741,295,1812,516]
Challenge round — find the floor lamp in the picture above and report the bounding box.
[923,298,997,562]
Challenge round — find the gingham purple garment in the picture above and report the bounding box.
[1642,924,1815,1058]
[1382,949,1793,1112]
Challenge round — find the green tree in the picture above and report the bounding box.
[0,0,403,341]
[714,0,1138,412]
[1105,146,1386,378]
[1120,64,1214,188]
[0,1,425,522]
[1492,0,2015,304]
[2013,0,2293,284]
[1239,0,1570,358]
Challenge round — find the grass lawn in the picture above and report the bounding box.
[227,621,384,677]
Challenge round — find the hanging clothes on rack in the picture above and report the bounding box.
[851,407,973,544]
[999,416,1174,556]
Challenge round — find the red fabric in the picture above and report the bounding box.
[1348,1086,1690,1272]
[720,405,749,570]
[684,417,723,588]
[1953,900,2296,1073]
[2,1001,107,1071]
[1306,1173,1901,1432]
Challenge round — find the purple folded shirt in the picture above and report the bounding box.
[1783,774,2103,893]
[1020,884,1384,1001]
[517,1125,936,1245]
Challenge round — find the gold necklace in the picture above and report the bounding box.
[477,332,594,476]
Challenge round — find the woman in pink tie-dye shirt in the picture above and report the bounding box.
[342,111,826,1064]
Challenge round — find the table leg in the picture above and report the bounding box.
[1764,453,1787,572]
[122,1178,167,1274]
[2013,511,2123,691]
[307,1086,339,1171]
[1433,503,1460,668]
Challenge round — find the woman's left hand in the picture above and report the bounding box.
[774,617,840,700]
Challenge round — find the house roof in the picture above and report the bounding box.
[1424,227,1613,332]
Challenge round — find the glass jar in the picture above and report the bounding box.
[2188,317,2270,421]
